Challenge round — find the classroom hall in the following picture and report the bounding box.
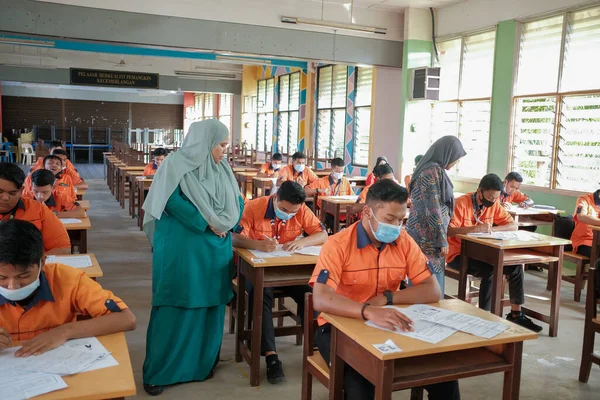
[0,0,599,399]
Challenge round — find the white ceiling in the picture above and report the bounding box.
[304,0,466,10]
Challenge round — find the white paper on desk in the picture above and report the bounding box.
[406,304,509,339]
[294,246,322,256]
[332,195,358,201]
[249,244,292,258]
[45,255,92,268]
[0,369,67,400]
[366,310,457,344]
[64,337,119,372]
[466,231,540,241]
[59,218,82,225]
[0,345,109,376]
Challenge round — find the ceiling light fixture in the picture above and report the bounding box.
[174,70,237,80]
[281,16,386,34]
[0,37,56,47]
[0,63,58,69]
[215,56,272,66]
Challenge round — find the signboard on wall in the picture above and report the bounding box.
[70,68,159,89]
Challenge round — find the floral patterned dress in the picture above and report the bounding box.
[406,165,450,275]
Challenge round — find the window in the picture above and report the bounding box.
[512,6,600,192]
[256,78,275,152]
[353,67,373,166]
[193,93,216,120]
[432,30,496,179]
[316,65,347,159]
[277,72,300,154]
[218,94,232,133]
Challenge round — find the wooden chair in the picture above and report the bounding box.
[445,264,481,303]
[579,263,600,382]
[345,203,365,226]
[301,293,424,400]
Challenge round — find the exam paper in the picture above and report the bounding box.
[0,345,109,376]
[332,196,358,201]
[59,218,82,225]
[46,255,93,268]
[65,337,119,372]
[466,231,540,241]
[366,309,457,344]
[294,246,322,256]
[249,245,292,258]
[0,369,67,400]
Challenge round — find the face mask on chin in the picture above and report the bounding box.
[479,192,496,208]
[0,263,42,302]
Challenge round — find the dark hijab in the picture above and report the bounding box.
[375,156,388,167]
[410,136,466,217]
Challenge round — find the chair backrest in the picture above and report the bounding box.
[21,143,34,153]
[553,214,575,240]
[303,293,318,359]
[346,203,365,226]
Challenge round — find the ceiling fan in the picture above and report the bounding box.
[99,56,152,68]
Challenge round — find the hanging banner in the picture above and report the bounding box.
[70,68,159,89]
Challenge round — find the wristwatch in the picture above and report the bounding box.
[383,290,393,305]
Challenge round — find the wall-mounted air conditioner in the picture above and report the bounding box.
[410,67,440,101]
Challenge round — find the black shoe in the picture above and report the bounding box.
[266,355,285,384]
[143,384,164,396]
[506,312,543,333]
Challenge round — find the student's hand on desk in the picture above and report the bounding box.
[258,239,278,252]
[0,327,12,350]
[502,202,512,209]
[364,306,414,332]
[473,222,492,234]
[282,241,304,252]
[365,294,387,307]
[519,201,530,209]
[209,226,227,239]
[15,326,69,357]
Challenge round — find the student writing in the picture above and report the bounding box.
[257,152,283,178]
[24,169,85,219]
[501,172,534,209]
[143,148,168,177]
[24,155,77,200]
[357,163,396,203]
[571,188,600,258]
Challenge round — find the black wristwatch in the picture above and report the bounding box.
[383,290,393,305]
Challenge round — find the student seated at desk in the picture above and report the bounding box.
[30,141,73,172]
[307,157,354,204]
[446,173,542,332]
[570,189,600,258]
[24,155,77,200]
[24,170,85,218]
[232,181,327,384]
[277,152,318,193]
[364,156,387,186]
[310,180,459,400]
[357,163,396,203]
[144,148,168,177]
[258,152,283,178]
[0,163,71,255]
[0,219,136,354]
[51,149,88,191]
[501,172,533,209]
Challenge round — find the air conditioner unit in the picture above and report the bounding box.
[410,67,440,101]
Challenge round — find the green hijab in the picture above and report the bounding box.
[143,119,240,242]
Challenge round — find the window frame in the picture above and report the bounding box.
[316,65,348,160]
[256,77,275,153]
[277,72,301,154]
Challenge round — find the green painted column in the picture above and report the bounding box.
[488,20,518,175]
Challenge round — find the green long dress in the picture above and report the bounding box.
[143,187,243,385]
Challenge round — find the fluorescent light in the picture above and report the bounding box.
[0,63,57,69]
[0,38,55,47]
[215,56,272,66]
[281,16,386,34]
[174,70,237,80]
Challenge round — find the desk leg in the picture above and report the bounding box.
[329,326,344,400]
[374,360,394,400]
[129,178,136,218]
[458,241,468,300]
[235,261,246,363]
[120,172,126,208]
[590,230,599,271]
[250,268,264,387]
[333,205,340,234]
[502,342,523,400]
[79,231,88,254]
[490,249,505,316]
[548,245,563,337]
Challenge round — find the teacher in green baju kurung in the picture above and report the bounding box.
[141,119,243,396]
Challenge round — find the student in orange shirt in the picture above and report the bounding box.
[446,174,542,332]
[357,163,396,203]
[30,141,72,172]
[257,153,283,178]
[570,189,600,258]
[24,155,77,200]
[143,148,168,177]
[0,163,71,255]
[277,152,318,191]
[25,169,85,218]
[501,172,533,209]
[403,154,423,189]
[310,180,458,400]
[307,157,354,204]
[0,219,136,354]
[51,149,87,190]
[232,181,327,384]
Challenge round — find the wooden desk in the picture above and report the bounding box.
[319,196,359,233]
[102,152,113,180]
[324,299,537,400]
[232,167,258,173]
[507,208,565,229]
[315,170,330,178]
[118,166,146,209]
[53,253,102,279]
[590,226,600,276]
[76,190,86,201]
[63,217,92,254]
[77,200,90,211]
[347,176,367,189]
[137,179,153,230]
[252,177,274,198]
[234,248,318,386]
[23,333,136,400]
[457,232,570,337]
[107,159,126,195]
[236,171,258,198]
[126,171,145,217]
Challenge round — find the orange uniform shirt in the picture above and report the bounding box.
[357,185,371,203]
[259,162,280,178]
[278,165,318,186]
[446,192,514,263]
[22,190,79,212]
[24,173,77,200]
[237,195,323,244]
[0,197,71,252]
[571,191,600,252]
[501,190,529,204]
[63,167,84,186]
[365,172,376,187]
[143,162,158,177]
[0,263,128,341]
[309,221,432,326]
[307,175,354,208]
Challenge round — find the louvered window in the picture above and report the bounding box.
[277,72,300,154]
[316,65,347,159]
[218,94,232,134]
[353,68,373,166]
[256,78,275,152]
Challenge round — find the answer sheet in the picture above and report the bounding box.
[466,231,541,241]
[294,246,322,256]
[249,245,292,258]
[45,255,93,268]
[59,218,82,225]
[366,309,457,344]
[64,337,119,372]
[0,369,67,400]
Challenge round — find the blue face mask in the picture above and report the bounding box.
[368,208,402,243]
[294,163,305,173]
[275,206,297,221]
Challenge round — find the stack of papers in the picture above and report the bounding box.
[366,304,508,344]
[0,337,118,400]
[59,218,82,225]
[46,255,93,268]
[466,231,541,241]
[249,245,322,258]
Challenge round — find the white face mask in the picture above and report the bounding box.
[332,171,344,180]
[294,163,305,173]
[272,163,281,171]
[0,264,42,302]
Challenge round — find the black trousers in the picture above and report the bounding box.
[315,324,460,400]
[577,245,592,258]
[246,283,311,354]
[449,258,525,311]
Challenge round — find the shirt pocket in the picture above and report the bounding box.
[386,267,406,290]
[340,270,370,285]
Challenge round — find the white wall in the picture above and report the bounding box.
[436,0,596,37]
[36,0,404,41]
[370,67,402,176]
